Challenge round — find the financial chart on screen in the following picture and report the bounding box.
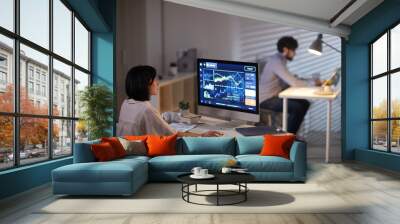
[198,59,258,113]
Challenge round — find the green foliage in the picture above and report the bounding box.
[179,101,189,110]
[79,84,113,140]
[373,99,400,140]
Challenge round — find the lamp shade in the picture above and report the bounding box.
[308,34,323,56]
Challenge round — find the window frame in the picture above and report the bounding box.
[0,0,92,171]
[370,20,400,154]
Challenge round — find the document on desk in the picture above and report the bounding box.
[170,123,197,132]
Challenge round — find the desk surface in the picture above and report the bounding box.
[278,87,340,100]
[189,116,253,137]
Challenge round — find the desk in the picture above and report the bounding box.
[278,87,340,163]
[188,116,252,137]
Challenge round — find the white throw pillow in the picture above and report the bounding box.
[118,137,147,156]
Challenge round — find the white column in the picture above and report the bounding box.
[282,97,288,132]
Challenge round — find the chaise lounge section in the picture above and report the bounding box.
[52,136,306,196]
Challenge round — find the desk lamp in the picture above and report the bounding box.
[308,34,341,56]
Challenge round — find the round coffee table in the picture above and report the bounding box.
[177,173,255,206]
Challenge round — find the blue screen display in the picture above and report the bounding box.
[198,59,258,113]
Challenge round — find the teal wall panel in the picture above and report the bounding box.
[0,158,72,199]
[344,0,400,171]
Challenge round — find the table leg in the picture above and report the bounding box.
[217,184,219,206]
[245,183,248,201]
[187,184,190,202]
[326,100,332,163]
[282,97,288,132]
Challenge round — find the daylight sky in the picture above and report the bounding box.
[0,0,89,74]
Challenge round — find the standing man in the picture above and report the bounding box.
[259,36,315,134]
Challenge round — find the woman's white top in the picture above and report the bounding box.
[117,99,176,136]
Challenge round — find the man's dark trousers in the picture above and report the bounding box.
[260,96,310,134]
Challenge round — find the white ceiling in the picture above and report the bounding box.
[164,0,384,37]
[225,0,353,24]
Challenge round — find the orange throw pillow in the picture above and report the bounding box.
[91,142,117,161]
[101,137,127,158]
[146,134,177,157]
[260,134,296,159]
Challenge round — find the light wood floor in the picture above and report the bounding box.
[1,160,400,224]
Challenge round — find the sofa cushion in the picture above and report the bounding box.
[180,137,236,155]
[236,136,264,155]
[146,134,178,157]
[149,154,235,172]
[236,155,293,172]
[114,155,150,164]
[260,134,295,159]
[91,142,118,161]
[53,159,147,183]
[73,139,100,163]
[118,137,147,156]
[101,137,127,158]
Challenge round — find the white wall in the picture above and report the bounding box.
[162,2,238,73]
[116,0,164,117]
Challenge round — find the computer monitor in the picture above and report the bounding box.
[197,58,259,122]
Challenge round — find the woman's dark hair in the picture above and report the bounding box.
[277,36,298,53]
[125,65,156,101]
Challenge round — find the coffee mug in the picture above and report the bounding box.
[191,167,202,176]
[200,169,208,176]
[221,167,232,174]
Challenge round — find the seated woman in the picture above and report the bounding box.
[117,65,223,137]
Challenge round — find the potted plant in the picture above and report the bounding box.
[79,84,113,140]
[178,100,190,116]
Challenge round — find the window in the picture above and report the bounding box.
[370,22,400,153]
[0,53,8,88]
[28,67,34,80]
[74,18,90,70]
[53,59,72,117]
[0,71,6,85]
[53,0,72,60]
[20,0,49,49]
[0,0,91,170]
[53,119,72,158]
[0,55,7,67]
[0,34,13,113]
[35,70,41,81]
[36,83,40,95]
[42,85,46,97]
[28,81,34,94]
[0,0,14,32]
[74,69,89,118]
[0,116,13,170]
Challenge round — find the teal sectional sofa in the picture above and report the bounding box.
[52,136,306,196]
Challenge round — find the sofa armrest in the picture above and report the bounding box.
[73,140,99,163]
[289,141,307,181]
